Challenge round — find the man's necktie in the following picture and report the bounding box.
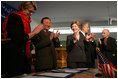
[46,30,48,37]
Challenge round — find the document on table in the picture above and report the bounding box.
[33,72,74,78]
[59,68,81,73]
[51,68,81,73]
[76,68,89,71]
[21,75,48,78]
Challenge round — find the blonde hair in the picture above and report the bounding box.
[71,20,80,28]
[18,1,38,11]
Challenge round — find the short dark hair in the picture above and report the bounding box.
[70,20,80,29]
[41,17,51,23]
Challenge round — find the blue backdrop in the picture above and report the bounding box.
[1,2,18,24]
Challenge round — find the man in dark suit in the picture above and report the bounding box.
[32,17,60,72]
[80,22,97,68]
[98,29,117,68]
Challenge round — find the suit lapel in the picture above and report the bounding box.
[74,32,83,47]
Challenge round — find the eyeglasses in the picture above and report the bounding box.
[27,9,35,14]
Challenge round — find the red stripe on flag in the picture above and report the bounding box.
[96,47,117,78]
[99,63,117,78]
[105,64,109,77]
[110,64,114,77]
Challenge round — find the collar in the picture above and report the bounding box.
[80,30,85,36]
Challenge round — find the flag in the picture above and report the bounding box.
[96,47,117,78]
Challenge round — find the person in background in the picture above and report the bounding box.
[66,20,87,68]
[31,17,60,72]
[1,1,44,77]
[80,22,97,68]
[98,29,117,68]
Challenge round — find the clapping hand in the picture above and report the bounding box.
[86,34,92,41]
[50,30,60,40]
[86,33,96,41]
[50,30,54,40]
[54,30,60,38]
[28,24,45,39]
[98,38,102,44]
[89,33,96,41]
[91,33,96,38]
[33,24,44,34]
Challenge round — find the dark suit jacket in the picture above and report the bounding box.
[66,32,87,62]
[31,30,60,70]
[99,37,117,67]
[85,40,97,68]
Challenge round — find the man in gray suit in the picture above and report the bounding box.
[32,17,60,72]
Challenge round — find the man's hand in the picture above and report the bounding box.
[54,30,60,38]
[50,31,54,40]
[98,38,102,44]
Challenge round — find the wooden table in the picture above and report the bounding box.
[13,68,106,78]
[71,68,105,78]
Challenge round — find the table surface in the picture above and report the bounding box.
[71,68,105,78]
[13,68,106,78]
